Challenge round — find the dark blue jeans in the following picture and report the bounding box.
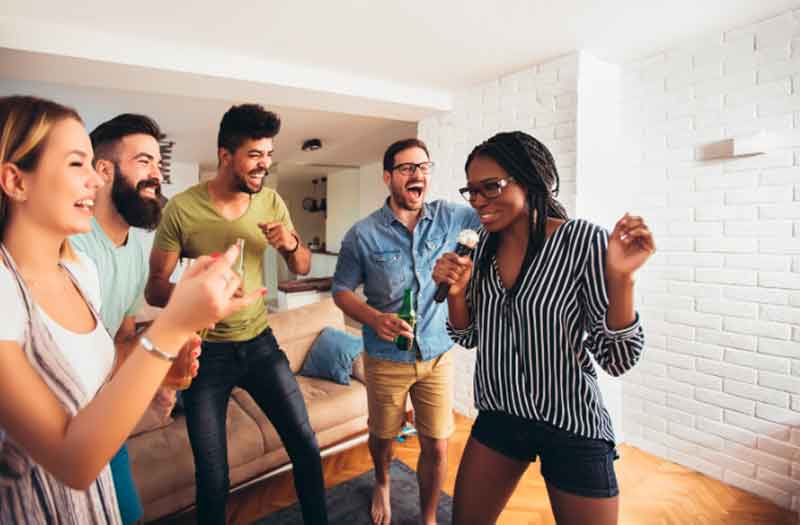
[183,328,328,525]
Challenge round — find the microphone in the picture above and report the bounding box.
[434,229,479,303]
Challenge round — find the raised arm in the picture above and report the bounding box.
[145,248,180,307]
[283,235,311,276]
[581,215,654,376]
[259,222,311,276]
[259,192,310,275]
[433,251,477,349]
[0,247,261,490]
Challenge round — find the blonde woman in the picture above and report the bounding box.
[0,95,263,524]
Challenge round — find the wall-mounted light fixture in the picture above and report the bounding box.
[696,131,772,161]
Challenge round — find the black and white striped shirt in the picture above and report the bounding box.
[448,218,645,443]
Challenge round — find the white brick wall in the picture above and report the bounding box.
[622,9,800,511]
[418,8,800,513]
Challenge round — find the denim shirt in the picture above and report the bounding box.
[332,199,480,363]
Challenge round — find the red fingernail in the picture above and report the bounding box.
[211,252,221,259]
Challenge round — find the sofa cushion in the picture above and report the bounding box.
[299,327,364,385]
[232,378,367,453]
[268,298,345,372]
[127,396,264,504]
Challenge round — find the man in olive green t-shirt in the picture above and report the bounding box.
[145,104,328,525]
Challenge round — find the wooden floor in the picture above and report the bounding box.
[155,413,797,525]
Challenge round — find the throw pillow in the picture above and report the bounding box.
[300,327,364,385]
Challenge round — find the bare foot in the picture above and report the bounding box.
[371,482,391,525]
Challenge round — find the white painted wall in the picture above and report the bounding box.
[276,179,326,247]
[573,53,629,442]
[418,53,580,418]
[326,168,361,253]
[618,10,800,512]
[419,13,800,511]
[359,162,389,215]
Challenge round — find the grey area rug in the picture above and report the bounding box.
[252,459,452,525]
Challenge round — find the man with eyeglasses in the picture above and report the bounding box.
[332,138,479,525]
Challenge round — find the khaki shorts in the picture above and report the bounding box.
[364,351,454,440]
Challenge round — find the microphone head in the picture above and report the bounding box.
[457,229,479,249]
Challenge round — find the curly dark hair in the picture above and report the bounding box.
[217,104,281,154]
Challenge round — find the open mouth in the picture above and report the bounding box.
[75,198,95,212]
[405,182,424,199]
[478,210,499,224]
[137,180,162,200]
[247,171,266,184]
[139,187,158,199]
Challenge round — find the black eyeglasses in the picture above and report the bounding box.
[458,176,515,201]
[392,161,435,176]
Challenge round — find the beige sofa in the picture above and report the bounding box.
[127,298,369,522]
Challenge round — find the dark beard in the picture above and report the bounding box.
[111,164,163,231]
[235,168,267,194]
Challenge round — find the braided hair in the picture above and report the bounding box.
[465,131,568,273]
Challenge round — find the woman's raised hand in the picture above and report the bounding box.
[607,213,656,278]
[160,245,266,337]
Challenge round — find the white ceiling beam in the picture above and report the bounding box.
[0,16,452,121]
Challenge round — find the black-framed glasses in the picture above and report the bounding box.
[458,176,515,201]
[392,161,435,176]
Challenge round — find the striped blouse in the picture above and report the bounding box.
[447,218,645,443]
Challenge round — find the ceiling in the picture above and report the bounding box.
[1,1,797,173]
[0,78,416,170]
[5,0,797,89]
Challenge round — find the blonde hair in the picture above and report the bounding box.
[0,96,83,260]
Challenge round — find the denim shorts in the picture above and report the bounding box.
[471,410,619,498]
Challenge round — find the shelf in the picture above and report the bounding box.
[696,132,772,161]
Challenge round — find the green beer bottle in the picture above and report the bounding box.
[394,288,416,351]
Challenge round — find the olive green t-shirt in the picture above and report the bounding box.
[154,182,293,342]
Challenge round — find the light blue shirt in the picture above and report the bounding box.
[332,199,480,363]
[71,218,149,337]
